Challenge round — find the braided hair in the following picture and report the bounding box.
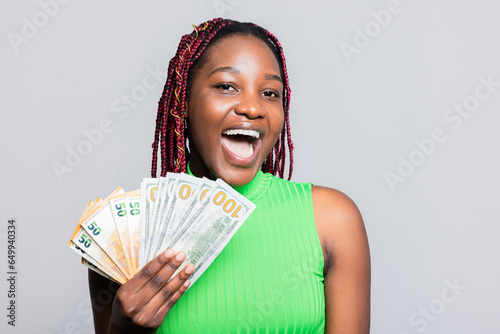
[151,18,294,180]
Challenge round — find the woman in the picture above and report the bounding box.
[89,18,371,333]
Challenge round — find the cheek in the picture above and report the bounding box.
[191,95,229,124]
[188,101,212,132]
[271,111,285,139]
[188,102,223,150]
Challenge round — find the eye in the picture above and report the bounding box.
[214,84,236,91]
[262,90,280,98]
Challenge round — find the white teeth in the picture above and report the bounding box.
[222,129,260,139]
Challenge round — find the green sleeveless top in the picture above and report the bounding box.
[155,169,325,333]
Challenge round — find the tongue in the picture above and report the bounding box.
[222,135,253,158]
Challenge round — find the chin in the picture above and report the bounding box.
[214,166,259,187]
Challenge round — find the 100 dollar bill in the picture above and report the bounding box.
[69,175,255,288]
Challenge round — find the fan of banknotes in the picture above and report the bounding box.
[68,173,256,286]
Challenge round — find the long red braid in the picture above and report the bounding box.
[151,18,294,180]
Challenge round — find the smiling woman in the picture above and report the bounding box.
[186,34,285,187]
[88,18,371,334]
[151,18,293,186]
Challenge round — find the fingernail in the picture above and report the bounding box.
[164,249,174,258]
[185,264,195,275]
[183,279,191,288]
[175,251,186,261]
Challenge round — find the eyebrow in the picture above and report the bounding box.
[264,73,282,82]
[209,67,240,76]
[209,66,282,82]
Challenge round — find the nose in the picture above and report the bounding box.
[234,93,265,119]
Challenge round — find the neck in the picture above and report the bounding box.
[188,154,217,180]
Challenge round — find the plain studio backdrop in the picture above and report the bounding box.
[1,0,499,333]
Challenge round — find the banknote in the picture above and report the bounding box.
[109,193,134,273]
[126,193,141,276]
[155,176,215,256]
[69,174,255,288]
[146,174,177,263]
[139,178,158,268]
[166,179,255,285]
[76,244,121,284]
[81,257,120,284]
[80,191,131,279]
[68,199,128,283]
[150,174,205,261]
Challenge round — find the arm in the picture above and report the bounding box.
[89,269,120,333]
[312,186,371,334]
[88,250,193,334]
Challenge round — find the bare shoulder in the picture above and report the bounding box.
[312,185,371,333]
[311,185,363,222]
[311,185,366,256]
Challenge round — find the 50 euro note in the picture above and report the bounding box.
[126,193,141,276]
[81,257,119,284]
[164,179,256,286]
[109,190,140,276]
[70,176,256,289]
[68,198,128,284]
[80,189,133,279]
[75,244,121,284]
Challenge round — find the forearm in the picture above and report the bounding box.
[88,269,119,334]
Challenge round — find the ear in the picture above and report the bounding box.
[184,100,189,118]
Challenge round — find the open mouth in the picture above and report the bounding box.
[221,129,262,160]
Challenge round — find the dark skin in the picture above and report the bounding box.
[89,34,370,333]
[89,250,194,334]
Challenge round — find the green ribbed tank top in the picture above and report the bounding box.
[155,169,325,333]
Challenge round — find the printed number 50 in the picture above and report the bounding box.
[88,221,101,236]
[78,234,92,248]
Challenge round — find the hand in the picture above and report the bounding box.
[108,249,194,334]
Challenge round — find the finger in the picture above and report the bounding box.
[151,266,193,320]
[124,249,176,292]
[136,251,188,297]
[135,276,191,329]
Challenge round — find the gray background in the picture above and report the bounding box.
[1,0,499,333]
